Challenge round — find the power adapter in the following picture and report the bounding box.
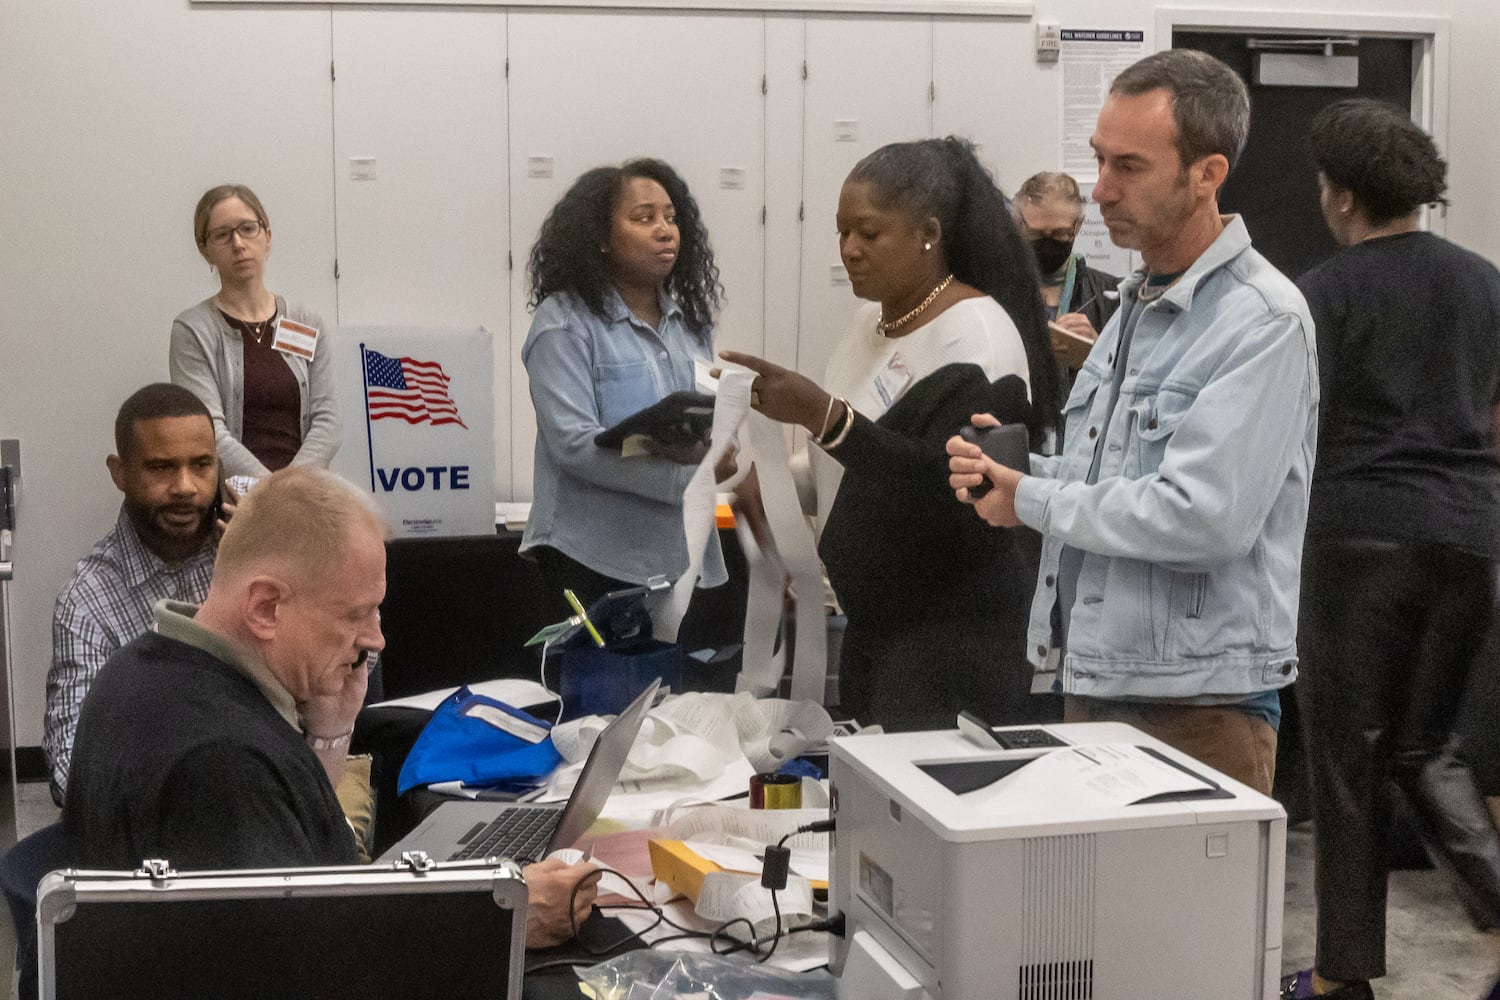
[761,845,791,891]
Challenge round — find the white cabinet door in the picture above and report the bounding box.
[796,16,933,385]
[330,9,511,494]
[932,17,1055,197]
[506,10,766,500]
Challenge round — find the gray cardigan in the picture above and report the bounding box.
[169,296,341,478]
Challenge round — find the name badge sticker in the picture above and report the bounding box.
[272,317,319,361]
[873,353,914,408]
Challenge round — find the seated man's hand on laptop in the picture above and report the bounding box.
[523,857,602,949]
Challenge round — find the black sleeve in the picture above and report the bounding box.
[154,744,326,870]
[1080,266,1123,333]
[1297,266,1341,405]
[828,368,1030,499]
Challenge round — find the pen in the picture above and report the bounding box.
[563,588,606,647]
[1067,288,1121,315]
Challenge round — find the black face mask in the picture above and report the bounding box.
[1030,236,1075,276]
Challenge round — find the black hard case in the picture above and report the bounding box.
[36,857,527,1000]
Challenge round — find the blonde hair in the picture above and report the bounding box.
[215,467,385,588]
[193,184,271,250]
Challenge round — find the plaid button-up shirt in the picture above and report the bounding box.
[45,510,215,803]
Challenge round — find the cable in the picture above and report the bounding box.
[751,819,838,963]
[532,820,840,972]
[537,637,564,724]
[558,863,722,958]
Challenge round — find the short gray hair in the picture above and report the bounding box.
[216,467,386,588]
[1014,172,1086,218]
[1111,49,1250,171]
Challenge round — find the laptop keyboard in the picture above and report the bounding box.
[448,807,559,863]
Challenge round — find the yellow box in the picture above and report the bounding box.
[648,838,829,903]
[648,839,724,904]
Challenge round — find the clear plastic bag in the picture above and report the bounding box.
[577,950,838,1000]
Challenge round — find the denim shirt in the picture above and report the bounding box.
[521,288,726,587]
[1014,216,1318,699]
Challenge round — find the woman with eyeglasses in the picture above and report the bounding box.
[169,184,340,478]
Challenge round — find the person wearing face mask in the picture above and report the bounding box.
[1012,172,1121,373]
[521,159,729,617]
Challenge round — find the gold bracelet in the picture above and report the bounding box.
[818,399,856,450]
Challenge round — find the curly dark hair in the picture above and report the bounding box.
[1310,98,1448,224]
[528,158,722,334]
[847,137,1063,435]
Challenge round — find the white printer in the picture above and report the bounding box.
[829,722,1285,1000]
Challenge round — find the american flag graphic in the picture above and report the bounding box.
[363,349,468,428]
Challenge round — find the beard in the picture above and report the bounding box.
[122,495,213,562]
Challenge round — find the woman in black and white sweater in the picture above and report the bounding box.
[724,137,1059,731]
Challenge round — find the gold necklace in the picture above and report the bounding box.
[878,274,954,335]
[216,294,276,343]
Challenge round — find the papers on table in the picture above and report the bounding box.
[543,692,832,816]
[969,743,1220,812]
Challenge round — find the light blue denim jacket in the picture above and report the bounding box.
[521,288,726,587]
[1015,216,1318,699]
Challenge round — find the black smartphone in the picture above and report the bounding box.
[958,423,1030,499]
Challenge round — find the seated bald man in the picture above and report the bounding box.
[63,466,598,948]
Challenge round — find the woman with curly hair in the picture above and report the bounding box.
[1284,98,1500,1000]
[520,159,727,614]
[723,137,1060,731]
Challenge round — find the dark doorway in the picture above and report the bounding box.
[1174,31,1413,282]
[1175,30,1417,824]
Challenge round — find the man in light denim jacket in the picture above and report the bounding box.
[949,50,1317,796]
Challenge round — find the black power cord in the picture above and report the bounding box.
[745,818,838,964]
[525,819,838,973]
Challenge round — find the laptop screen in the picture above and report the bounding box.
[548,678,660,851]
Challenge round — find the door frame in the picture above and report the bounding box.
[1154,7,1451,235]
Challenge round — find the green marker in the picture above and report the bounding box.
[564,588,606,647]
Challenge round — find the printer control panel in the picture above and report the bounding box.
[993,728,1069,751]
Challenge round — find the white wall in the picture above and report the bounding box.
[2,0,1497,754]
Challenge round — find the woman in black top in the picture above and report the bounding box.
[1285,98,1500,1000]
[723,138,1060,731]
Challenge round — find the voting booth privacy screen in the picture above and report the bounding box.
[330,326,497,538]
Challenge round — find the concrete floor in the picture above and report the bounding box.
[11,783,1500,998]
[1282,820,1500,999]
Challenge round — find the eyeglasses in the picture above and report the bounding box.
[204,220,265,246]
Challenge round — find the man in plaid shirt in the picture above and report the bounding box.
[44,384,223,804]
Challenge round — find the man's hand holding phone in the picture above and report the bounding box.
[948,415,1027,527]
